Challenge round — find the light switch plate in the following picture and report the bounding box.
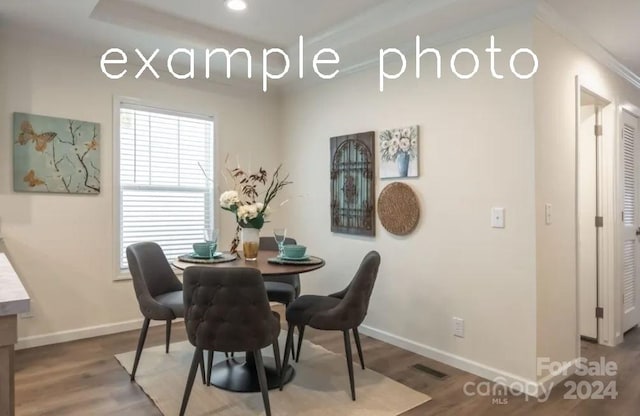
[545,203,552,225]
[453,317,465,338]
[491,207,505,228]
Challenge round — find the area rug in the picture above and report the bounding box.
[115,332,431,415]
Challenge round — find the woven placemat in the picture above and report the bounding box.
[267,256,324,266]
[177,253,238,264]
[378,182,420,235]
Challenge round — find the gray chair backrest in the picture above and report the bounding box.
[183,267,277,352]
[126,242,183,318]
[310,251,380,330]
[260,237,300,293]
[341,251,381,320]
[259,236,297,251]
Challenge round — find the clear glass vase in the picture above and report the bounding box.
[241,227,260,261]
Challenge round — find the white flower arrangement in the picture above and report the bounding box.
[219,163,291,229]
[380,126,418,162]
[220,190,240,209]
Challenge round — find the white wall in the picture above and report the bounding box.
[0,30,282,344]
[281,22,539,382]
[533,17,640,376]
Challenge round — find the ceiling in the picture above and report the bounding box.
[545,0,640,76]
[124,0,390,47]
[0,0,638,88]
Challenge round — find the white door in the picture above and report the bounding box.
[622,110,640,333]
[578,102,598,339]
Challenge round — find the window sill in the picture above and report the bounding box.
[114,272,132,282]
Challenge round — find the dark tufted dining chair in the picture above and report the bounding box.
[281,251,380,400]
[127,242,200,382]
[180,267,281,416]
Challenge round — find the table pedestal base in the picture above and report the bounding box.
[210,354,294,392]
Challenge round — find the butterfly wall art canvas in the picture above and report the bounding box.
[13,112,100,194]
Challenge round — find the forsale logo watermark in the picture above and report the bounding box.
[463,357,618,405]
[537,357,617,378]
[463,377,543,405]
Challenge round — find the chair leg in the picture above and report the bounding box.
[199,349,206,385]
[280,324,295,390]
[295,325,305,363]
[179,348,202,416]
[253,349,272,416]
[273,337,282,376]
[165,320,172,354]
[343,330,356,401]
[284,302,295,362]
[207,350,214,386]
[131,318,151,381]
[353,327,365,370]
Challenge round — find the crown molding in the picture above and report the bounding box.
[534,0,640,89]
[282,0,538,94]
[284,0,640,94]
[340,0,537,75]
[287,0,464,54]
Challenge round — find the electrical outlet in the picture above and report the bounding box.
[453,317,465,338]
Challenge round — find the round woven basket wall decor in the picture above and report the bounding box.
[377,182,420,236]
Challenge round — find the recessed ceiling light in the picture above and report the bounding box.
[225,0,247,11]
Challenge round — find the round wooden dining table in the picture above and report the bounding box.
[172,249,325,276]
[172,250,325,393]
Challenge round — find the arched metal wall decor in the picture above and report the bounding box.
[330,131,375,236]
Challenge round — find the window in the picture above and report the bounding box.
[118,103,214,271]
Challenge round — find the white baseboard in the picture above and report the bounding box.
[536,357,578,393]
[16,318,177,350]
[359,324,544,397]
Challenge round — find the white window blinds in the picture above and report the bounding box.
[119,104,214,270]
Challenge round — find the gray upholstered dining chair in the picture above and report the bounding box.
[260,236,300,359]
[280,251,381,400]
[126,242,205,382]
[288,259,369,369]
[260,236,301,301]
[180,267,281,416]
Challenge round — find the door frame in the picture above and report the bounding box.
[574,77,616,350]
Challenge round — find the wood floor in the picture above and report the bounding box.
[14,309,640,415]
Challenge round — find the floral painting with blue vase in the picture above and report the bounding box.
[379,125,419,179]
